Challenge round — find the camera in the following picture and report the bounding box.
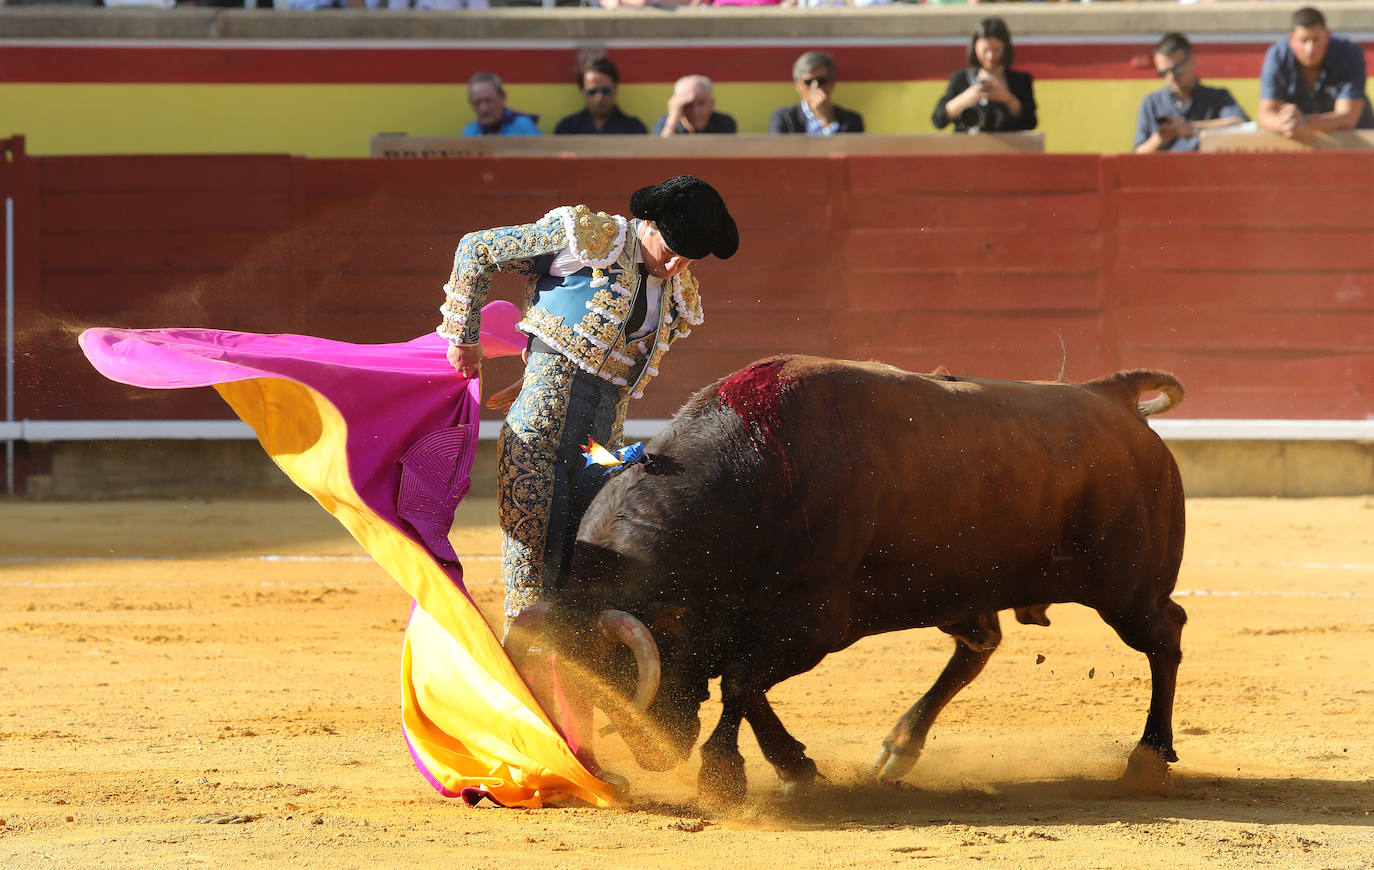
[959,101,989,133]
[1155,115,1172,125]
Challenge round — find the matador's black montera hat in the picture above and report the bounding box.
[630,175,739,261]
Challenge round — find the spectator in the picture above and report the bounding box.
[781,0,894,6]
[462,72,541,137]
[770,51,865,135]
[554,58,648,136]
[598,0,693,6]
[1258,6,1374,138]
[1135,33,1248,153]
[653,76,738,137]
[366,0,489,7]
[932,17,1036,134]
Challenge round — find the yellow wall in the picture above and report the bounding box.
[2,79,1271,157]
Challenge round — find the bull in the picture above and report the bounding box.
[509,355,1187,801]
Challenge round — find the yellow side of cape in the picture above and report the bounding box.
[213,376,616,808]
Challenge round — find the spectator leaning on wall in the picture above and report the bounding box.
[462,72,541,137]
[770,51,865,136]
[1257,6,1374,138]
[1134,33,1248,153]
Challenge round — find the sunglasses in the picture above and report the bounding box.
[801,76,832,89]
[1156,58,1191,78]
[584,85,615,96]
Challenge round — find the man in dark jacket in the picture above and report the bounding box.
[554,57,649,136]
[654,75,738,137]
[769,50,865,135]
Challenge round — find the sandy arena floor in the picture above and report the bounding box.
[1,495,1372,868]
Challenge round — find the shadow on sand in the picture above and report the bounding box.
[627,771,1374,831]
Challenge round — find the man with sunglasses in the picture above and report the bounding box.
[769,50,865,135]
[554,57,648,136]
[438,176,738,631]
[1134,32,1248,153]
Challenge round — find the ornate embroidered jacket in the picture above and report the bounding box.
[437,205,704,399]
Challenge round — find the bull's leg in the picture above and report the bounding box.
[1100,597,1187,767]
[873,619,1001,781]
[743,694,818,793]
[938,611,1004,652]
[698,678,749,803]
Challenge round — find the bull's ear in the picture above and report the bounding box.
[653,606,689,638]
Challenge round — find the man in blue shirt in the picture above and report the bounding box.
[1258,6,1374,138]
[1135,33,1249,153]
[462,72,541,137]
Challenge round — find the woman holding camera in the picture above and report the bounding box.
[932,17,1037,134]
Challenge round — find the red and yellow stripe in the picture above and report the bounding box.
[2,39,1367,154]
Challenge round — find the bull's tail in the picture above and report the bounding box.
[1086,369,1185,418]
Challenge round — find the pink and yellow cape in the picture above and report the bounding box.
[79,302,615,809]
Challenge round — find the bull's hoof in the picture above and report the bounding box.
[1014,605,1052,627]
[1120,744,1173,795]
[872,740,921,781]
[777,756,818,793]
[698,753,747,806]
[780,778,812,800]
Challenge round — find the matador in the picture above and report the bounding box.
[437,176,739,630]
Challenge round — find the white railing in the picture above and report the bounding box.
[3,417,1371,443]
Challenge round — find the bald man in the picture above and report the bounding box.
[653,75,739,137]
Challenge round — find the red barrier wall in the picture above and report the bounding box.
[4,140,1372,428]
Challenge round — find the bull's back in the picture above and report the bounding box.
[782,357,1171,480]
[773,357,1183,619]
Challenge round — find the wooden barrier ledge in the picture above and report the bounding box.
[370,133,1046,158]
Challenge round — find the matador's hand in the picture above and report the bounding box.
[447,343,484,378]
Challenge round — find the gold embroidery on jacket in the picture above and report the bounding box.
[437,210,700,397]
[569,205,621,263]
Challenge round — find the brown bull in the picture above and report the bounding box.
[513,356,1187,800]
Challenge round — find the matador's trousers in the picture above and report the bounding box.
[497,350,629,631]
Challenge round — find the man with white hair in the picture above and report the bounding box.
[652,75,739,137]
[462,72,541,137]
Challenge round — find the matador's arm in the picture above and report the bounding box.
[437,210,569,346]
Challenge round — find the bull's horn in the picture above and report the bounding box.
[596,610,661,712]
